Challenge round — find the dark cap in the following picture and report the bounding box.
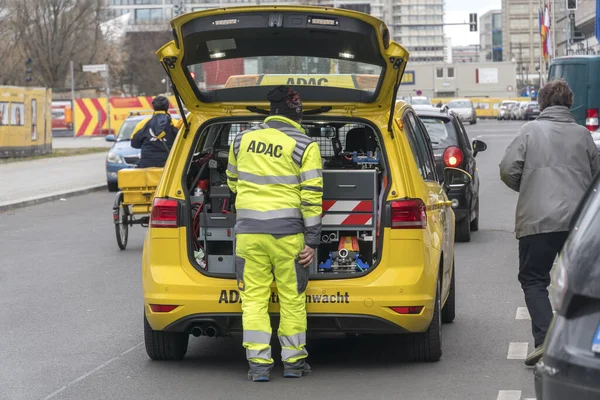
[267,86,302,121]
[152,95,169,112]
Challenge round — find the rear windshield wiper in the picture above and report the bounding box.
[246,106,332,115]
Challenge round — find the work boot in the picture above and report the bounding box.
[283,361,312,378]
[524,345,544,366]
[247,362,272,382]
[247,370,270,382]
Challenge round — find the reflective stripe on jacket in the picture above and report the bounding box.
[130,112,182,168]
[226,115,323,248]
[499,106,600,238]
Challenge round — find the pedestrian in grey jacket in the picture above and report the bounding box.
[499,79,600,367]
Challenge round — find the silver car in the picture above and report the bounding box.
[446,99,477,125]
[498,100,516,120]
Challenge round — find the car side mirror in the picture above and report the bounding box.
[443,167,472,193]
[472,139,487,157]
[105,134,116,142]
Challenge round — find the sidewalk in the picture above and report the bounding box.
[0,153,108,212]
[52,137,113,149]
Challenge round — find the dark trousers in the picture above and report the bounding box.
[518,231,569,348]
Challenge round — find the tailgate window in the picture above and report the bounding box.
[420,117,458,150]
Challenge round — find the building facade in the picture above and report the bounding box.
[452,45,481,63]
[389,0,445,63]
[479,10,503,62]
[105,0,447,62]
[501,0,542,75]
[556,0,599,56]
[396,61,518,99]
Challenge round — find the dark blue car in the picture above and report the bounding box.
[105,113,182,191]
[105,115,147,192]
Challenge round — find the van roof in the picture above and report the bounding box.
[552,55,600,61]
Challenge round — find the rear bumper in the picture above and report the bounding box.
[534,312,600,399]
[162,313,410,336]
[535,360,600,400]
[143,254,439,335]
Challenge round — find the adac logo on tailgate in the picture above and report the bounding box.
[219,289,350,304]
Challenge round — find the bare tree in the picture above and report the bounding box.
[10,0,104,88]
[123,31,173,96]
[0,0,21,85]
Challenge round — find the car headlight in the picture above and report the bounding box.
[107,152,123,164]
[550,255,568,313]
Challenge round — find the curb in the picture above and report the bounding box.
[0,184,107,213]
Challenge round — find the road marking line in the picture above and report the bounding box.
[40,341,143,400]
[507,342,529,360]
[516,307,531,320]
[497,390,522,400]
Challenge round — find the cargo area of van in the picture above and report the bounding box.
[181,118,390,279]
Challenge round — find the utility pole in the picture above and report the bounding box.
[70,60,76,137]
[105,66,111,136]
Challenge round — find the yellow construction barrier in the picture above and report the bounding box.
[74,95,178,137]
[0,86,52,158]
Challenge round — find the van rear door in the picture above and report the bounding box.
[548,59,590,126]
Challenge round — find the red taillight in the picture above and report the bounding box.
[150,198,178,228]
[390,306,424,314]
[149,304,179,313]
[443,146,463,168]
[390,199,427,229]
[586,109,599,131]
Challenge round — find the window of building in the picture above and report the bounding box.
[134,0,161,4]
[510,4,529,14]
[447,67,455,78]
[492,31,502,46]
[436,67,443,78]
[31,99,37,141]
[134,8,163,22]
[510,33,530,43]
[510,18,530,29]
[492,13,502,28]
[10,102,24,126]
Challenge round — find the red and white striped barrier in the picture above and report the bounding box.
[322,200,373,213]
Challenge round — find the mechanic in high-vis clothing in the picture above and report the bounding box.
[500,79,600,366]
[226,85,323,382]
[130,95,182,168]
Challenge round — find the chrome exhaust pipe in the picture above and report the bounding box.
[329,233,337,241]
[339,248,349,258]
[190,326,203,337]
[322,234,330,243]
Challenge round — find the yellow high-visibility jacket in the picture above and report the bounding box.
[226,115,323,248]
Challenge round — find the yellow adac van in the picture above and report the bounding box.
[142,5,472,362]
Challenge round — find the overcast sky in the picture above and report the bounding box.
[444,0,501,46]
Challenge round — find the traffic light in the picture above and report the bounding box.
[469,13,478,32]
[566,0,577,11]
[25,58,32,82]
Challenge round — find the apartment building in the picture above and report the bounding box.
[389,0,445,63]
[105,0,446,62]
[452,45,481,63]
[501,0,542,73]
[479,9,503,62]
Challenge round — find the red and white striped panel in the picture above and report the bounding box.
[321,213,373,226]
[322,200,373,213]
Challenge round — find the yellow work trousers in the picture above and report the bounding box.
[235,233,309,371]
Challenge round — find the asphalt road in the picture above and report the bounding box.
[1,120,537,400]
